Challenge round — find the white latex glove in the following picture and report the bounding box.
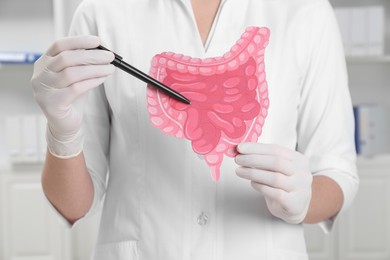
[31,36,115,158]
[235,142,313,224]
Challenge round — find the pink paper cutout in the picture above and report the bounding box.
[146,26,270,181]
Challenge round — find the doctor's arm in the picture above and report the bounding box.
[235,0,359,227]
[42,152,94,224]
[304,175,343,223]
[31,36,115,224]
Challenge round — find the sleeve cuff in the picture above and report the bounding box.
[317,215,336,234]
[46,125,84,159]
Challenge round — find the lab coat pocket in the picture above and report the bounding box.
[92,240,138,260]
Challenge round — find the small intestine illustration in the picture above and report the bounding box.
[147,26,270,181]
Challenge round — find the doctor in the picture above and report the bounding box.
[31,0,359,259]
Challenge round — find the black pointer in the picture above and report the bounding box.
[95,45,191,104]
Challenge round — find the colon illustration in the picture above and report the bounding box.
[147,26,270,181]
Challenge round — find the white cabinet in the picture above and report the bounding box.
[338,157,390,260]
[0,0,82,53]
[330,0,390,108]
[0,0,95,259]
[0,171,70,260]
[305,156,390,260]
[0,169,100,260]
[305,0,390,259]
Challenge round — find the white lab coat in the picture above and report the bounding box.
[62,0,359,259]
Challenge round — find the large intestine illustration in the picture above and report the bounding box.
[146,26,270,181]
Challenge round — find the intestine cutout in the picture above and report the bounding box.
[146,26,270,181]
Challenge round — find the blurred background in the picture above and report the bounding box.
[0,0,389,259]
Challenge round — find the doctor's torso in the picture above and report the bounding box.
[69,0,346,259]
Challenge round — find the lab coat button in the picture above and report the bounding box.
[197,212,208,226]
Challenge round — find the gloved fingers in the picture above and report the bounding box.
[46,64,115,89]
[251,181,288,204]
[251,182,301,215]
[237,142,295,161]
[236,142,312,176]
[45,76,110,111]
[33,69,113,118]
[46,35,101,57]
[65,76,110,102]
[235,153,297,176]
[236,167,293,191]
[252,181,311,223]
[38,76,108,124]
[46,49,115,72]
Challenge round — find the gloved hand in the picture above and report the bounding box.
[235,142,313,224]
[31,36,115,158]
